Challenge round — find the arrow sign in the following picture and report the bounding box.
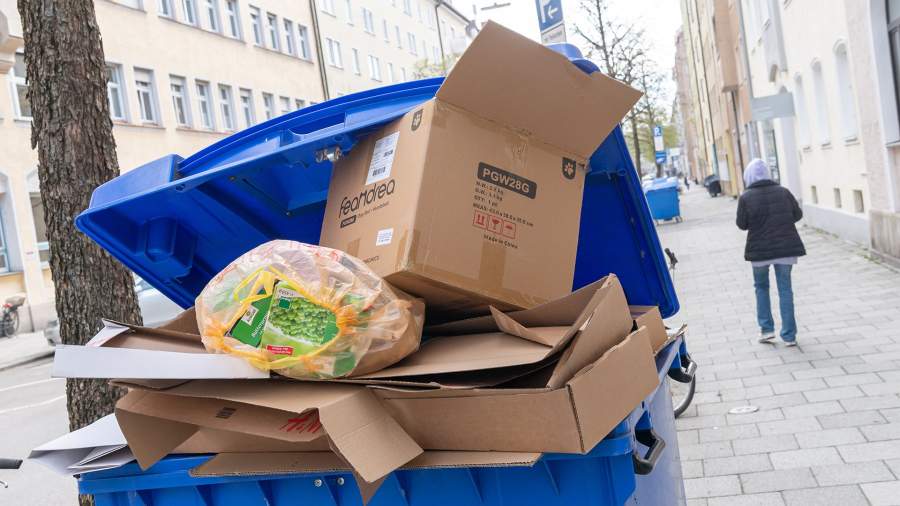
[536,0,564,33]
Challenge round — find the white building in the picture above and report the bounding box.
[0,0,473,331]
[741,0,870,245]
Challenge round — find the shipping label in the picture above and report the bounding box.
[366,132,400,185]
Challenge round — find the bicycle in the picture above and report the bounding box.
[0,294,25,338]
[663,248,697,418]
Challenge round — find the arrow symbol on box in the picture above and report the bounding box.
[547,4,558,18]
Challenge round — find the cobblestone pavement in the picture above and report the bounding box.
[657,186,900,506]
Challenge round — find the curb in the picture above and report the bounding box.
[0,349,55,373]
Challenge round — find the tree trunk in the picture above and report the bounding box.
[16,1,142,502]
[628,112,643,174]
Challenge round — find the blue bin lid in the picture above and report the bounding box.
[645,179,680,192]
[76,46,678,317]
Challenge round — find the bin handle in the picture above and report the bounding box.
[668,352,696,384]
[632,428,666,475]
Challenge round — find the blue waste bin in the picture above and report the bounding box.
[645,180,682,223]
[77,335,690,506]
[73,44,690,505]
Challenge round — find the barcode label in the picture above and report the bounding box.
[240,305,258,324]
[376,228,394,246]
[365,132,399,185]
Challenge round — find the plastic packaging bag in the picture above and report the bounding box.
[196,240,422,379]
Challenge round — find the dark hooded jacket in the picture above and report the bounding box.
[736,180,806,261]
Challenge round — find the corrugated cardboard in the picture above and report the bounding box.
[319,22,641,318]
[373,326,658,454]
[115,381,423,485]
[630,305,669,353]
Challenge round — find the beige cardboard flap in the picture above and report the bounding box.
[547,280,633,388]
[567,327,658,451]
[317,388,423,483]
[115,391,199,470]
[426,276,617,336]
[436,22,641,158]
[630,305,668,353]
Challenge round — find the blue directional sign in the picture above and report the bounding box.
[535,0,564,32]
[656,151,667,164]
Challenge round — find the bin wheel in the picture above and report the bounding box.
[674,216,683,223]
[671,375,696,418]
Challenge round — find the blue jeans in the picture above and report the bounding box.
[752,264,797,342]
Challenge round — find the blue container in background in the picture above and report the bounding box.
[645,180,682,223]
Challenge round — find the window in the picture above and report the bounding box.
[204,0,220,32]
[249,6,263,45]
[262,92,275,120]
[368,54,382,81]
[239,88,256,126]
[401,67,407,81]
[383,19,390,41]
[298,25,311,59]
[422,40,427,60]
[224,0,241,38]
[182,0,198,25]
[853,189,865,213]
[283,19,296,55]
[833,42,858,141]
[25,192,49,265]
[218,84,235,130]
[295,98,306,110]
[387,62,395,82]
[196,81,214,129]
[362,8,375,33]
[115,0,143,8]
[106,64,127,121]
[811,185,818,204]
[10,53,31,118]
[267,13,280,50]
[793,75,811,148]
[320,0,335,15]
[888,0,900,126]
[417,2,423,22]
[408,32,417,55]
[395,25,402,48]
[325,38,343,68]
[403,0,412,15]
[169,75,191,127]
[433,46,440,64]
[134,68,159,124]
[351,48,361,74]
[0,209,9,272]
[834,188,842,208]
[811,61,831,145]
[345,0,353,24]
[158,0,174,17]
[279,96,291,115]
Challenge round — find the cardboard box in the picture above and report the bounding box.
[630,305,669,353]
[319,22,641,317]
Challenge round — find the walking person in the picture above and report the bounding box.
[736,159,805,346]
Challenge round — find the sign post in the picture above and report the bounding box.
[535,0,566,44]
[653,125,666,166]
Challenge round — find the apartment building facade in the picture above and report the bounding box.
[0,0,473,331]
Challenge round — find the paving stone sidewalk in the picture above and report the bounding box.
[657,186,900,506]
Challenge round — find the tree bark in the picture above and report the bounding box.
[16,1,142,502]
[628,111,642,174]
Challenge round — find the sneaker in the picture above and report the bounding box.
[758,332,776,343]
[784,340,798,347]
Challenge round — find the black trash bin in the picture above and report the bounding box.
[703,175,722,197]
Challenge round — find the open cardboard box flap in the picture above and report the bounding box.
[355,275,631,385]
[116,380,423,484]
[436,21,641,159]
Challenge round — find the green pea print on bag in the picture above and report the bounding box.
[196,240,421,379]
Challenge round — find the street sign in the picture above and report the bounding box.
[653,125,665,164]
[535,0,566,44]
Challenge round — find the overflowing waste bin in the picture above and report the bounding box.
[30,22,695,506]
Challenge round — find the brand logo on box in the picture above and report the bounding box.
[562,157,578,180]
[339,179,396,225]
[476,162,537,199]
[411,109,423,131]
